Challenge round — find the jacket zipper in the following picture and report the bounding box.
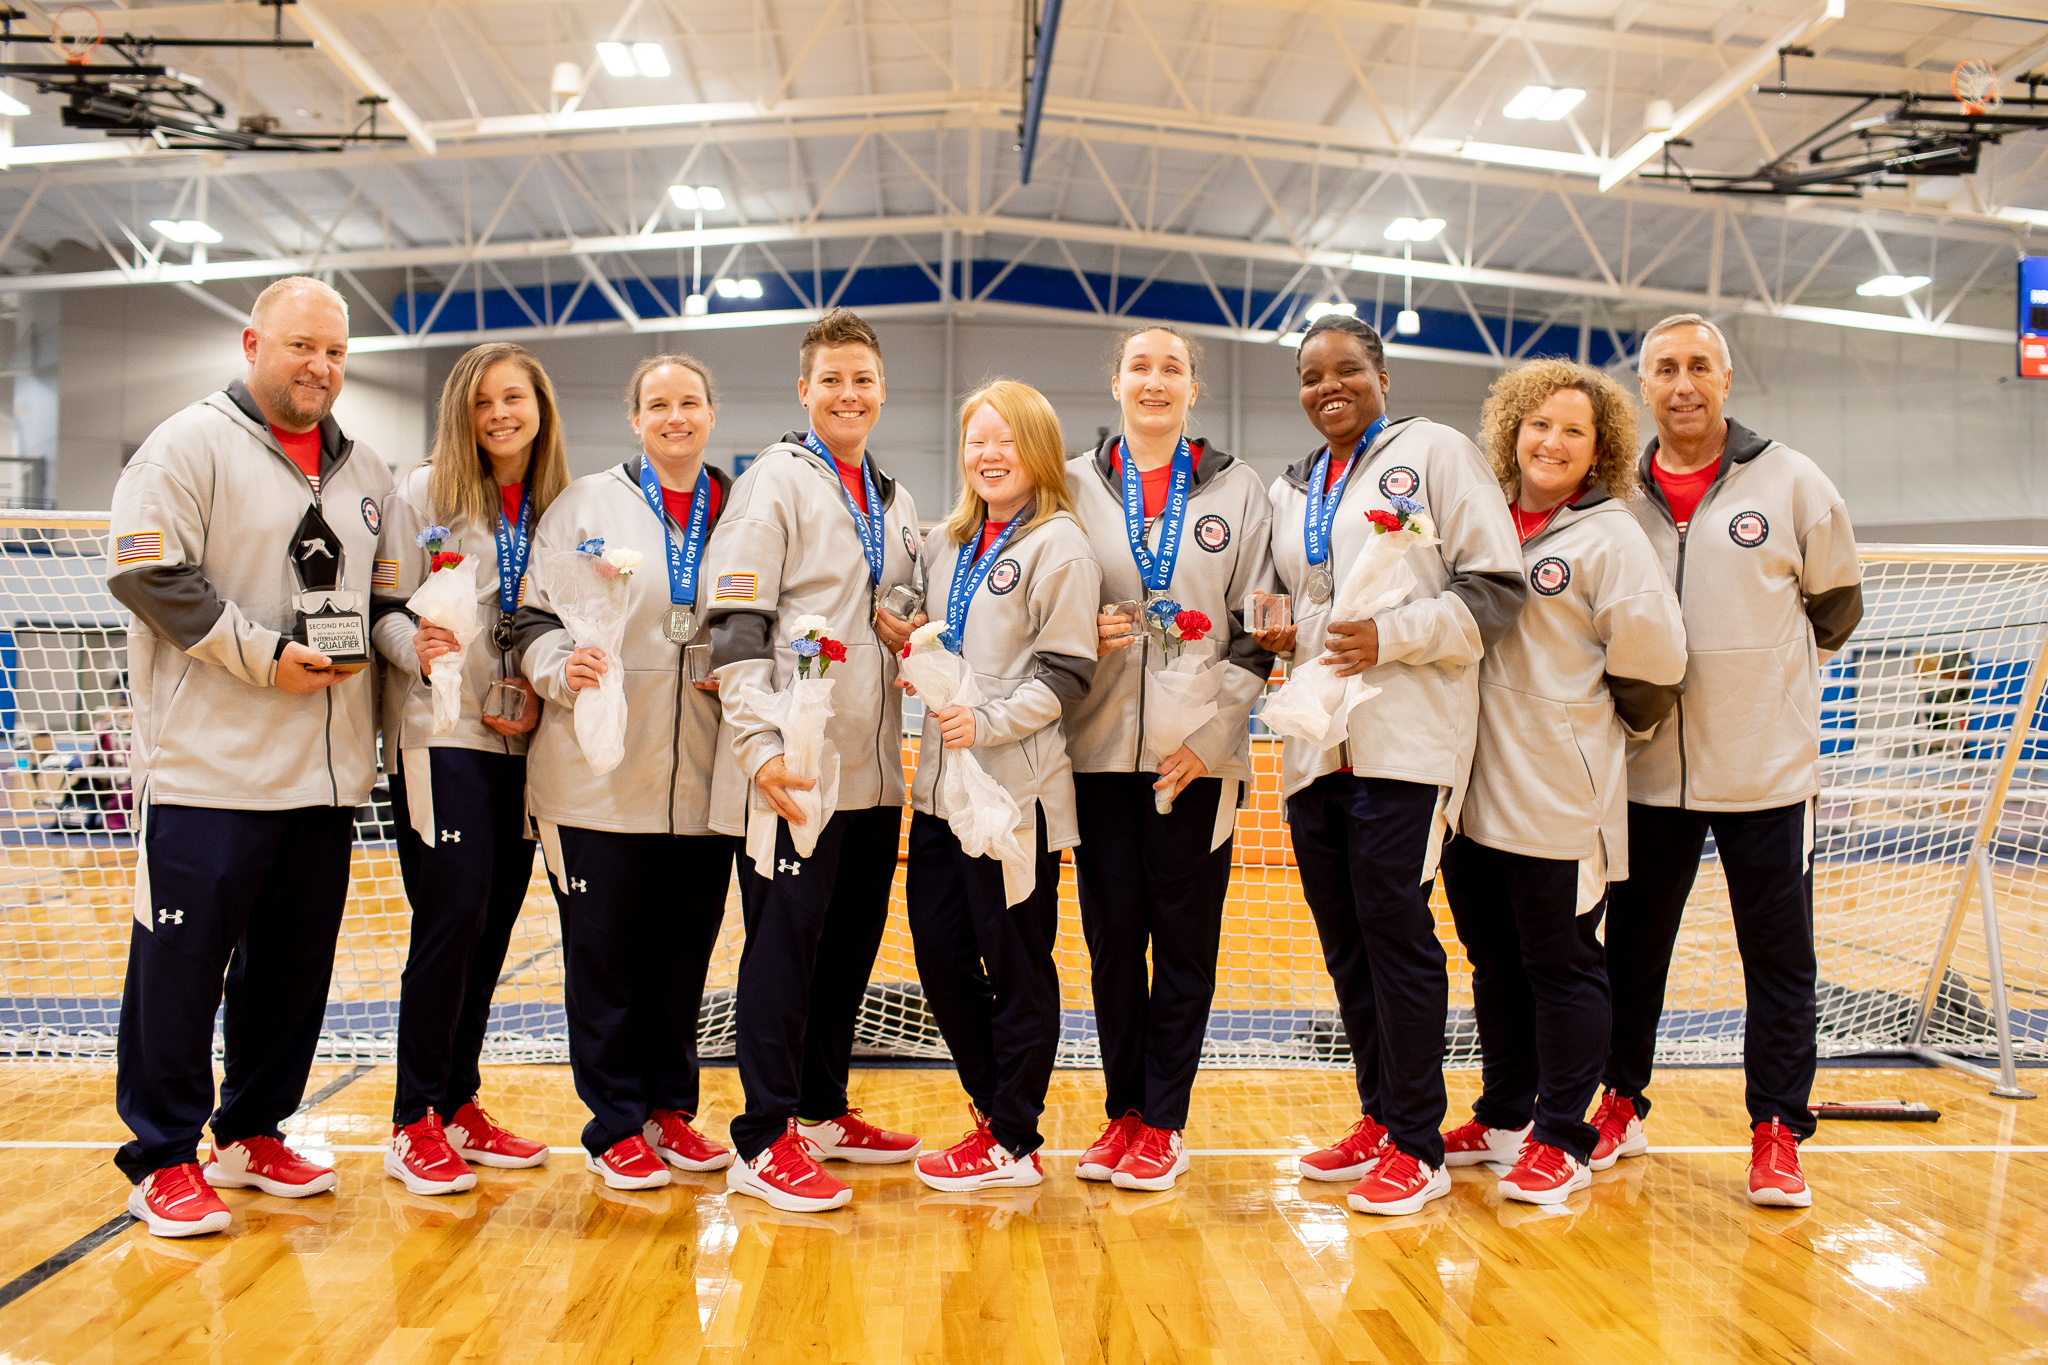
[1658,453,1734,810]
[669,648,686,837]
[266,427,358,807]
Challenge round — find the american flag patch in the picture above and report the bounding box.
[713,572,758,602]
[371,558,398,588]
[114,532,163,565]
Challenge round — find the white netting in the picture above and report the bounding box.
[0,515,2043,1070]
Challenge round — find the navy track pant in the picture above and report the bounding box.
[1287,773,1445,1166]
[730,804,902,1161]
[907,807,1064,1157]
[1604,800,1817,1139]
[1071,772,1234,1131]
[115,803,355,1183]
[388,746,537,1126]
[547,825,734,1155]
[1442,838,1611,1163]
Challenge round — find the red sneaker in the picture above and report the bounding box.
[384,1113,477,1196]
[915,1114,1043,1192]
[204,1135,336,1198]
[1748,1118,1812,1208]
[128,1162,231,1238]
[585,1135,671,1190]
[727,1121,852,1212]
[1588,1090,1648,1171]
[1442,1118,1531,1168]
[1345,1146,1450,1216]
[1298,1114,1388,1183]
[1076,1111,1144,1181]
[446,1099,548,1169]
[644,1109,735,1172]
[1112,1124,1188,1191]
[1498,1141,1590,1205]
[798,1108,921,1164]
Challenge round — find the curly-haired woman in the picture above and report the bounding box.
[1439,358,1686,1203]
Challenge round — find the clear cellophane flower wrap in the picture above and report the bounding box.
[404,553,484,735]
[1144,636,1222,815]
[1258,508,1439,750]
[900,623,1035,903]
[538,547,635,776]
[743,614,844,866]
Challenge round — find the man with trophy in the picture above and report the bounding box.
[106,275,391,1237]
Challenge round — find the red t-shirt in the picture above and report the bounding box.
[833,457,871,514]
[499,482,524,528]
[659,478,723,530]
[1113,441,1193,518]
[976,516,1018,559]
[272,424,321,491]
[1652,458,1718,533]
[1323,458,1350,494]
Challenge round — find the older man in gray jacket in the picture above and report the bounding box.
[107,276,391,1237]
[1597,314,1862,1209]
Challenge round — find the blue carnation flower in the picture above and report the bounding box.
[1146,598,1182,623]
[1390,495,1425,516]
[416,525,452,547]
[938,628,963,654]
[576,537,606,557]
[790,637,822,658]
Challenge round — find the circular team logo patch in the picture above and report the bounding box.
[1194,514,1231,552]
[361,497,381,534]
[987,559,1021,594]
[902,525,918,559]
[1531,556,1571,596]
[1729,511,1769,547]
[1378,466,1420,499]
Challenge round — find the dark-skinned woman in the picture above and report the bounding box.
[1252,312,1526,1217]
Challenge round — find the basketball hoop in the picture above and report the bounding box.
[1952,58,2000,115]
[51,6,101,67]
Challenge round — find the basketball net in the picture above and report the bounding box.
[1953,58,2000,116]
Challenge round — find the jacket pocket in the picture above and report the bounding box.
[1682,640,1815,805]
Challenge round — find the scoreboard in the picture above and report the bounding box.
[2021,257,2048,378]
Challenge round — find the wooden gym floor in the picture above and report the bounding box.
[0,1062,2040,1363]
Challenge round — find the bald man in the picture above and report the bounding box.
[108,276,393,1237]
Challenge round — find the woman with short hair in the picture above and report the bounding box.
[1440,359,1686,1203]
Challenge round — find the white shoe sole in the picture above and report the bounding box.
[1297,1157,1374,1183]
[1075,1158,1119,1181]
[1443,1125,1532,1167]
[584,1154,670,1190]
[450,1142,548,1170]
[915,1164,1044,1193]
[1588,1128,1649,1172]
[800,1139,922,1165]
[127,1184,230,1238]
[1111,1149,1189,1192]
[725,1161,851,1212]
[203,1161,336,1199]
[656,1144,736,1173]
[1347,1167,1451,1217]
[383,1149,477,1195]
[1499,1168,1592,1205]
[1747,1183,1813,1208]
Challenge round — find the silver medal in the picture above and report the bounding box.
[1306,563,1334,604]
[665,606,696,643]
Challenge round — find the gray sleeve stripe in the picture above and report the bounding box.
[1805,582,1863,653]
[1034,651,1096,707]
[107,564,226,649]
[710,609,775,668]
[1445,569,1529,651]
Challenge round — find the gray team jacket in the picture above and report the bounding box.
[909,512,1101,849]
[1460,490,1688,879]
[1267,415,1527,804]
[511,458,739,835]
[701,434,922,830]
[371,463,534,758]
[1623,420,1863,812]
[107,381,391,810]
[1061,437,1277,786]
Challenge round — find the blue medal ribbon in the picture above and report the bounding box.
[1304,414,1389,568]
[1118,435,1194,593]
[945,516,1022,642]
[493,482,532,618]
[636,457,711,610]
[803,432,885,587]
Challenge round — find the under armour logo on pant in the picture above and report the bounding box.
[778,859,802,875]
[157,908,183,925]
[568,877,588,892]
[440,830,461,843]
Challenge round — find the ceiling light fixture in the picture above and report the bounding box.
[713,277,763,299]
[1456,141,1605,176]
[1856,274,1931,297]
[1504,85,1587,121]
[668,184,725,212]
[0,92,28,118]
[631,43,670,78]
[595,42,637,78]
[1384,217,1446,242]
[148,219,222,245]
[1395,309,1422,335]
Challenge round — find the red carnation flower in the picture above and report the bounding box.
[430,551,465,572]
[1366,509,1402,533]
[820,638,847,663]
[1174,609,1212,642]
[901,642,913,658]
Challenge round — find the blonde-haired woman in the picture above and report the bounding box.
[372,342,570,1193]
[1440,358,1685,1203]
[904,379,1101,1192]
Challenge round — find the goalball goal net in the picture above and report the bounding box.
[0,513,2041,1073]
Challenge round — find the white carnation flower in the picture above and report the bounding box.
[909,621,947,650]
[605,546,645,575]
[790,612,831,637]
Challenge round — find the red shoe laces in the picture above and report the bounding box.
[156,1163,212,1207]
[1595,1093,1633,1135]
[1754,1122,1799,1173]
[1372,1148,1421,1186]
[948,1126,999,1170]
[767,1127,825,1179]
[1128,1126,1174,1164]
[1516,1143,1571,1181]
[238,1134,296,1166]
[1096,1111,1141,1144]
[1339,1116,1386,1158]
